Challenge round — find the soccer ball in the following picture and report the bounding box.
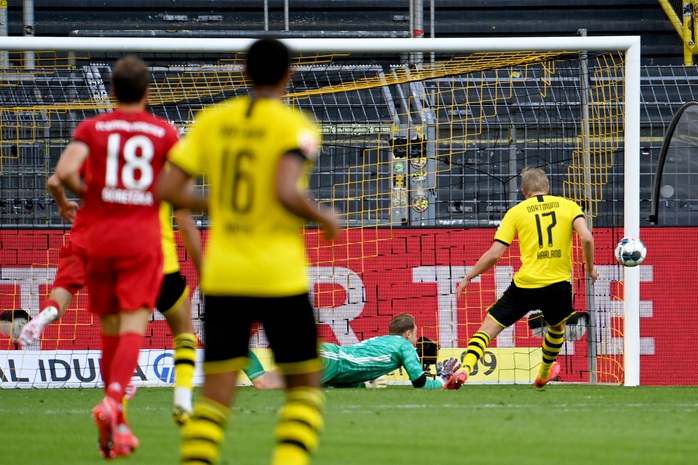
[615,237,647,267]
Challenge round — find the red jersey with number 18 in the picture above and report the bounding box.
[73,109,179,257]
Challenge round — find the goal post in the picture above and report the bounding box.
[0,36,641,387]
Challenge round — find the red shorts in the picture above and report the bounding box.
[52,242,87,296]
[86,251,164,316]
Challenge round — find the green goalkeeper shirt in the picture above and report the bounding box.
[320,335,444,389]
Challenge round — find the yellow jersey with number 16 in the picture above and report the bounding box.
[168,96,321,297]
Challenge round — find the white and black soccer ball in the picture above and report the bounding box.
[615,237,647,267]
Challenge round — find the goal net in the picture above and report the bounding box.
[0,36,641,388]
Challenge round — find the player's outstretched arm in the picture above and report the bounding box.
[47,174,79,223]
[275,152,339,241]
[55,141,89,197]
[402,345,449,389]
[157,163,208,213]
[573,217,597,283]
[174,207,203,277]
[456,241,507,298]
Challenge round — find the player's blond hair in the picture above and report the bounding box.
[520,167,549,195]
[389,313,416,335]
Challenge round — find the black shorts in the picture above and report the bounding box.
[203,293,319,367]
[488,280,574,328]
[156,271,188,316]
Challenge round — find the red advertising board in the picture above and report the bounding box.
[1,227,696,385]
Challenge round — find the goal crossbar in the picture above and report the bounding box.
[1,36,641,54]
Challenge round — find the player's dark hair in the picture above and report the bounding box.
[111,55,151,103]
[389,313,416,335]
[246,38,291,87]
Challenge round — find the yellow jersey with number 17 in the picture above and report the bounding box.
[168,96,321,297]
[494,194,584,288]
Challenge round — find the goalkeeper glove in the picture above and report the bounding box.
[435,357,461,386]
[18,307,58,345]
[364,375,388,388]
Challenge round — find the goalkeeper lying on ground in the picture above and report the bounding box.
[248,313,462,390]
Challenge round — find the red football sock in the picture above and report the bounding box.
[105,332,143,407]
[41,299,60,312]
[100,334,120,390]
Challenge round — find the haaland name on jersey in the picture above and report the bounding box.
[537,249,562,259]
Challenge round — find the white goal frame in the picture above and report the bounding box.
[1,35,642,386]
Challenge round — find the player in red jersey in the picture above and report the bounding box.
[55,55,179,459]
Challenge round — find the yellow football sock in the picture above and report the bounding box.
[271,387,325,465]
[180,397,229,465]
[173,333,197,391]
[538,327,565,380]
[462,331,491,373]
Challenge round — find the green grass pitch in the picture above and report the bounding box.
[1,384,697,465]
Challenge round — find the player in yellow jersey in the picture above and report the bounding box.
[157,38,339,465]
[448,167,598,389]
[158,201,202,425]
